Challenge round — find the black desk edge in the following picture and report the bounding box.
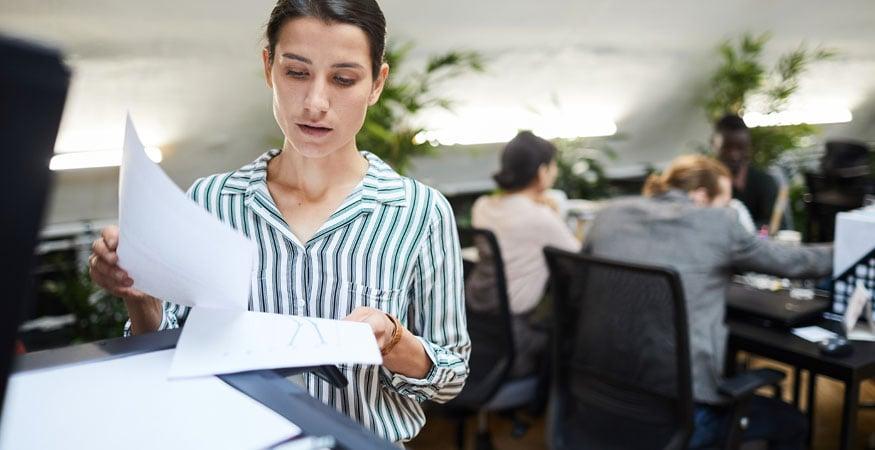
[12,329,396,450]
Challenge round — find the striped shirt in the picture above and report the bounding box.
[124,149,470,442]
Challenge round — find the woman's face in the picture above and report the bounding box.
[262,17,388,159]
[538,160,559,191]
[709,176,733,207]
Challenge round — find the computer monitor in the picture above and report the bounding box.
[0,36,70,420]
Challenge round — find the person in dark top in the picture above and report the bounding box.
[712,114,778,228]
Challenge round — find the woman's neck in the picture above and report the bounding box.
[507,185,544,201]
[267,142,369,201]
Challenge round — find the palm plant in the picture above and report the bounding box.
[703,32,835,168]
[356,42,485,174]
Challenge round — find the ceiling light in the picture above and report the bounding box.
[743,108,853,128]
[49,147,162,171]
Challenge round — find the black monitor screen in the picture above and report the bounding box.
[0,36,70,421]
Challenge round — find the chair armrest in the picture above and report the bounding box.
[717,368,785,400]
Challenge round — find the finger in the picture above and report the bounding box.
[89,270,116,293]
[91,238,113,263]
[343,309,371,321]
[116,287,145,299]
[92,238,118,265]
[91,257,128,284]
[101,226,120,250]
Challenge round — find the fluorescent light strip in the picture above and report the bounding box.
[422,121,618,146]
[743,108,853,128]
[49,147,162,171]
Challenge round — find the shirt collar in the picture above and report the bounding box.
[220,149,408,208]
[657,189,694,204]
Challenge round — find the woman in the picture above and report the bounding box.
[466,131,579,377]
[584,154,831,449]
[88,0,469,443]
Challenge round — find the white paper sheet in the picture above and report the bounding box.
[834,209,875,278]
[170,308,382,379]
[0,350,299,450]
[117,115,255,310]
[848,325,875,341]
[843,280,874,333]
[791,326,838,343]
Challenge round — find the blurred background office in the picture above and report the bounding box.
[2,0,874,448]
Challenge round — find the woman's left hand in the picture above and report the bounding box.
[343,306,394,349]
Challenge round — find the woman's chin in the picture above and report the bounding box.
[285,139,341,159]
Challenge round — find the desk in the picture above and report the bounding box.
[11,329,396,450]
[727,319,875,450]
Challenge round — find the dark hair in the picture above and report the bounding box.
[714,114,749,134]
[265,0,386,79]
[492,131,557,191]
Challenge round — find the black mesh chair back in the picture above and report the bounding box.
[544,247,693,450]
[450,227,515,407]
[805,140,874,242]
[804,172,870,242]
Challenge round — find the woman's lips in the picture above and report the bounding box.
[297,124,333,138]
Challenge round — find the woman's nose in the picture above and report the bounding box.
[303,79,329,113]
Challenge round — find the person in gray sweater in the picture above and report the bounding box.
[583,154,831,450]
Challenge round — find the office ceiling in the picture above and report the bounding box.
[1,0,874,223]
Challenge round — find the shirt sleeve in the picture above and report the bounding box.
[122,179,205,337]
[382,191,471,403]
[543,207,581,252]
[726,208,833,278]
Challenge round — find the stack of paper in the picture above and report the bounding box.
[0,350,300,450]
[118,116,381,379]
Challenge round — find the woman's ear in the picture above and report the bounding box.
[536,163,550,189]
[687,187,711,207]
[368,63,390,106]
[262,48,274,89]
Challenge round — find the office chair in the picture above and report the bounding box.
[804,140,874,242]
[543,247,784,450]
[432,227,540,450]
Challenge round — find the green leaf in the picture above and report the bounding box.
[356,41,486,174]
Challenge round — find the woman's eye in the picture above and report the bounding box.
[334,76,355,87]
[286,70,307,79]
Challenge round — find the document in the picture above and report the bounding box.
[170,308,382,379]
[834,208,875,278]
[0,350,300,450]
[117,115,255,310]
[116,117,381,378]
[791,326,837,343]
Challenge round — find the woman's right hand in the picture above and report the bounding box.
[89,226,163,334]
[88,225,146,300]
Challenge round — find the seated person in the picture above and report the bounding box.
[582,154,831,450]
[466,131,580,377]
[713,114,779,228]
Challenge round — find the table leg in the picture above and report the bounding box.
[806,372,817,447]
[840,378,860,450]
[725,343,739,377]
[793,367,801,407]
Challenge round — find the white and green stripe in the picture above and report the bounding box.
[125,149,470,443]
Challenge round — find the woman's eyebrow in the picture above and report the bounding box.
[282,53,311,64]
[332,62,365,70]
[281,53,364,70]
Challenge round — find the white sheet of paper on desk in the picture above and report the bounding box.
[117,115,255,310]
[169,308,382,379]
[0,350,299,450]
[791,325,837,343]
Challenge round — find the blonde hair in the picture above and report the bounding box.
[643,154,731,199]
